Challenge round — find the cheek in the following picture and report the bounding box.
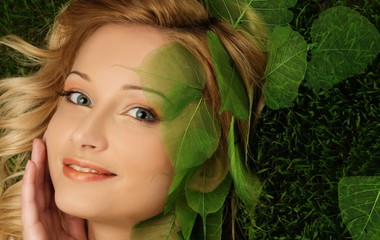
[44,110,68,154]
[113,127,173,191]
[44,102,80,147]
[44,113,60,142]
[115,128,172,173]
[43,108,76,181]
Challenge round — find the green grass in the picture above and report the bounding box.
[0,0,67,77]
[1,0,379,239]
[245,1,380,239]
[247,72,379,239]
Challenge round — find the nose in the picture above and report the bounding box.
[70,110,108,151]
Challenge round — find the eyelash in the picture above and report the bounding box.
[58,90,92,107]
[57,90,159,123]
[128,107,159,123]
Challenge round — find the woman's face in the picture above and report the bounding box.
[44,24,173,225]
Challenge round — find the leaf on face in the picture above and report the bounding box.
[163,99,221,194]
[263,25,308,109]
[339,176,380,240]
[132,43,221,195]
[207,31,249,119]
[131,43,205,120]
[306,6,380,90]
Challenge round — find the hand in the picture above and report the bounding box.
[22,138,87,240]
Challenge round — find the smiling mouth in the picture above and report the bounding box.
[67,164,115,176]
[63,158,117,181]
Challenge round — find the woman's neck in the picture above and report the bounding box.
[87,220,134,240]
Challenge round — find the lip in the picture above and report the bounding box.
[63,158,116,182]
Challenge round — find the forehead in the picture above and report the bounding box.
[70,23,205,116]
[72,24,168,69]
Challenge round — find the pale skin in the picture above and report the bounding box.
[22,24,174,240]
[22,139,87,240]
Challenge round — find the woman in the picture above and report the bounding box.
[0,0,267,239]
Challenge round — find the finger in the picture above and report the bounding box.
[44,155,54,209]
[31,139,49,207]
[21,160,40,229]
[31,139,47,190]
[65,214,87,240]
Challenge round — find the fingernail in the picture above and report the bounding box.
[32,138,37,147]
[31,139,38,160]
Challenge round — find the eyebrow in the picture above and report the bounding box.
[69,70,90,81]
[123,84,170,102]
[68,70,170,102]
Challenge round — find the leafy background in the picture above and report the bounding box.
[0,0,379,239]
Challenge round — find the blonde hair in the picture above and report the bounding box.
[0,0,267,239]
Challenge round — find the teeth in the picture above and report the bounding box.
[69,164,99,174]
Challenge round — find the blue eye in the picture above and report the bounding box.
[127,107,157,122]
[59,91,92,107]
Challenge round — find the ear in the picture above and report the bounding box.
[186,150,229,193]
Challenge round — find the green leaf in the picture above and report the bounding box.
[228,117,262,224]
[249,0,296,29]
[203,0,251,28]
[263,25,308,109]
[339,176,380,240]
[131,43,204,120]
[132,43,221,195]
[162,100,221,197]
[306,6,380,90]
[207,31,249,119]
[185,173,231,224]
[204,208,223,239]
[193,207,224,240]
[175,195,197,240]
[204,0,296,30]
[163,99,221,195]
[132,214,182,240]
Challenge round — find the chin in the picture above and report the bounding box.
[54,188,96,218]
